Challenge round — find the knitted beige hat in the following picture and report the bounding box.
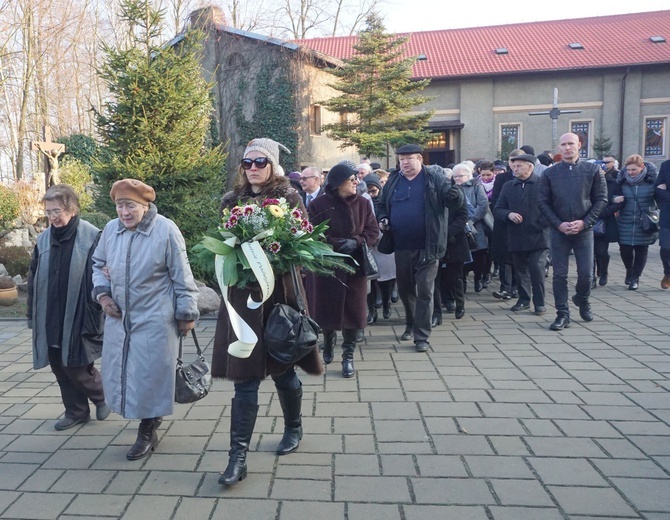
[243,138,291,176]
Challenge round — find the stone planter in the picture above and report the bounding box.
[0,287,18,306]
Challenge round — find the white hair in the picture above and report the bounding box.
[356,163,372,173]
[452,162,473,181]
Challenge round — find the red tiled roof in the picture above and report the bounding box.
[296,11,670,79]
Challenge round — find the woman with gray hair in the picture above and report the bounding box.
[453,163,490,292]
[28,184,108,431]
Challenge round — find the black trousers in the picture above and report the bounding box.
[619,245,649,279]
[442,262,465,311]
[594,237,611,276]
[511,249,548,308]
[395,249,439,342]
[48,347,105,420]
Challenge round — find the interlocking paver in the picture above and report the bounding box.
[1,253,669,518]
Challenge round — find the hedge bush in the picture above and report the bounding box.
[0,246,32,277]
[0,186,20,229]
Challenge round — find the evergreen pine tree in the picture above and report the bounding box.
[93,0,225,248]
[320,13,434,158]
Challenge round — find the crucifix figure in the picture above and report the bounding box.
[528,88,582,152]
[31,126,65,193]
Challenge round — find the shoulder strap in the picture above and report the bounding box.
[177,330,204,363]
[289,265,308,316]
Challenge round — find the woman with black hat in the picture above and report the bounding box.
[308,163,378,378]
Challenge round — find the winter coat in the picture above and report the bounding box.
[596,171,623,243]
[538,160,607,229]
[92,205,199,419]
[444,199,471,264]
[376,166,463,263]
[490,169,514,263]
[616,168,658,246]
[370,196,396,282]
[655,159,670,231]
[459,180,489,251]
[493,173,549,252]
[28,218,103,369]
[211,177,323,381]
[307,187,380,331]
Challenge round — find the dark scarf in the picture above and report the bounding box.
[46,215,80,347]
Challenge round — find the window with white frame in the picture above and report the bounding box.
[500,124,521,158]
[570,121,591,158]
[644,117,666,157]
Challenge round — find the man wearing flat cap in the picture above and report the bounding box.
[494,154,549,315]
[376,144,464,353]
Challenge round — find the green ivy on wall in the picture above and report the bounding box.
[234,58,299,172]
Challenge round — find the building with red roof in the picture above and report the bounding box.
[190,7,670,178]
[298,10,670,166]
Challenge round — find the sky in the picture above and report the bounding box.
[383,0,670,33]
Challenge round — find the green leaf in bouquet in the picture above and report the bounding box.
[223,252,239,287]
[201,236,234,255]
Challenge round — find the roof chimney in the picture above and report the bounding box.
[189,7,226,29]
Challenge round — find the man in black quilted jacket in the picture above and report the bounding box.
[538,133,607,331]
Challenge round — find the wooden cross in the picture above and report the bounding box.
[528,88,582,151]
[31,126,65,193]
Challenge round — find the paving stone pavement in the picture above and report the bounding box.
[0,248,669,519]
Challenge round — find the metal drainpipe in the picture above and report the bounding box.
[619,67,630,161]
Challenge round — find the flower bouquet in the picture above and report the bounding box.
[199,197,354,358]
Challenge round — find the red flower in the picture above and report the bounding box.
[262,198,280,207]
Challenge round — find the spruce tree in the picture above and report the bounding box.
[93,0,225,248]
[320,13,434,158]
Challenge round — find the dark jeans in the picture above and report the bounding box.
[619,245,649,279]
[661,248,670,276]
[464,249,487,280]
[395,249,439,342]
[234,368,300,406]
[441,262,465,310]
[48,347,105,420]
[550,228,594,316]
[511,249,548,308]
[499,263,516,293]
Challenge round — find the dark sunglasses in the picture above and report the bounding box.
[241,157,269,170]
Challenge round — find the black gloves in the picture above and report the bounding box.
[338,239,358,254]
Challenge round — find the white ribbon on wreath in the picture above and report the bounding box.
[215,230,276,358]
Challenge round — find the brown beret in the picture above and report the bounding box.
[110,179,155,204]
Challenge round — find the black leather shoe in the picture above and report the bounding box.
[366,308,377,324]
[383,301,391,319]
[342,358,355,378]
[474,279,483,292]
[455,307,465,319]
[492,291,512,300]
[572,295,593,322]
[415,341,430,352]
[599,274,608,286]
[54,415,90,431]
[628,278,639,291]
[126,418,159,460]
[444,301,455,312]
[549,315,571,331]
[511,291,518,299]
[322,330,336,365]
[400,328,414,341]
[510,302,530,312]
[534,306,546,315]
[431,313,442,328]
[625,270,632,285]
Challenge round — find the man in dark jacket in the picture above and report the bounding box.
[538,133,607,330]
[377,144,463,352]
[494,154,549,315]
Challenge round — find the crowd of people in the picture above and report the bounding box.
[26,133,670,489]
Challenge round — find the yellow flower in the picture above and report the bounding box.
[267,205,284,218]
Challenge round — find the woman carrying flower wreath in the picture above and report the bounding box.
[211,138,323,486]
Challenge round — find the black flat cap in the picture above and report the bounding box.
[396,144,423,155]
[509,153,536,165]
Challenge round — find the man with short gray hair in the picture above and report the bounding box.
[299,167,324,207]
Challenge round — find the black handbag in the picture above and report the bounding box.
[641,207,660,233]
[592,219,606,237]
[265,266,320,365]
[175,330,212,404]
[377,229,394,254]
[361,241,379,279]
[465,220,478,250]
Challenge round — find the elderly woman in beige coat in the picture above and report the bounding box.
[92,179,199,461]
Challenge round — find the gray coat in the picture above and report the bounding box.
[92,205,199,419]
[29,219,103,369]
[460,180,489,251]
